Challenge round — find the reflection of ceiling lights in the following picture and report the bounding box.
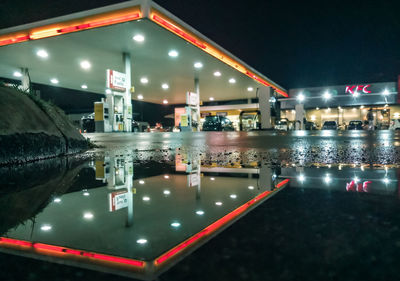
[50,78,59,84]
[248,185,254,190]
[213,71,221,77]
[142,196,150,201]
[133,34,145,42]
[247,87,253,92]
[137,94,143,100]
[229,78,236,84]
[136,239,147,244]
[81,84,88,89]
[209,97,214,101]
[171,222,180,227]
[194,62,203,69]
[230,194,237,199]
[163,99,168,104]
[162,83,169,90]
[298,174,305,182]
[215,201,223,206]
[196,210,204,215]
[36,49,48,58]
[83,212,94,220]
[168,50,179,57]
[105,89,112,94]
[139,180,145,184]
[13,71,22,77]
[140,77,148,84]
[53,198,61,203]
[40,224,52,231]
[80,60,91,70]
[163,190,170,195]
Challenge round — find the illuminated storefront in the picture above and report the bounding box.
[280,81,399,129]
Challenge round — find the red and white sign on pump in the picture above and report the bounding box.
[345,85,371,94]
[106,69,126,92]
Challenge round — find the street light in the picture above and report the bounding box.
[323,91,331,100]
[297,93,305,102]
[382,89,390,96]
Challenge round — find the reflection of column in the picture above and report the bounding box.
[126,187,133,227]
[125,157,134,227]
[295,104,305,130]
[259,164,273,191]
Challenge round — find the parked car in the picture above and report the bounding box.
[322,121,337,130]
[202,116,235,131]
[305,121,317,130]
[347,120,363,130]
[81,114,95,132]
[389,119,400,130]
[274,119,292,131]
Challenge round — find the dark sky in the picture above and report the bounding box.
[1,0,399,89]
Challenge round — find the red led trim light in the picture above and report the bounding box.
[0,12,141,44]
[151,13,287,97]
[0,237,145,268]
[152,15,206,49]
[154,178,290,265]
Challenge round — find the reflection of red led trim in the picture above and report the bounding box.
[152,15,206,49]
[154,178,290,265]
[0,237,145,268]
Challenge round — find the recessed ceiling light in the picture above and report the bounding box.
[210,177,215,181]
[50,78,59,84]
[229,78,236,84]
[133,34,145,42]
[215,201,223,206]
[139,180,145,184]
[194,62,203,69]
[163,99,169,104]
[80,60,91,70]
[168,50,179,57]
[171,222,181,227]
[209,97,214,101]
[162,83,169,90]
[143,196,150,201]
[81,84,88,89]
[137,94,143,100]
[213,71,221,77]
[13,71,22,77]
[53,198,61,203]
[163,190,171,195]
[247,87,254,92]
[196,210,204,215]
[248,185,254,190]
[36,49,48,58]
[105,89,112,94]
[140,77,148,84]
[164,175,170,179]
[230,194,237,199]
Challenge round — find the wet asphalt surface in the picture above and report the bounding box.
[1,131,400,281]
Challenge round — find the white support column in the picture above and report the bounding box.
[258,86,272,129]
[295,104,305,130]
[194,77,200,131]
[123,52,132,132]
[21,68,30,93]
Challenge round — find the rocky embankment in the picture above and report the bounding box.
[0,86,87,165]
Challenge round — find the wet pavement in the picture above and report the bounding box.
[1,131,400,280]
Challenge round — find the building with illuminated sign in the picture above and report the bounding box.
[280,79,399,129]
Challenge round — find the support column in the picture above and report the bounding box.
[194,77,200,131]
[21,68,30,93]
[259,164,273,191]
[123,52,132,132]
[258,86,272,129]
[295,104,305,130]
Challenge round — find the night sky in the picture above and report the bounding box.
[1,0,399,89]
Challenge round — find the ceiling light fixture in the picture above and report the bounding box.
[36,49,48,58]
[168,50,179,57]
[133,34,145,42]
[80,60,91,70]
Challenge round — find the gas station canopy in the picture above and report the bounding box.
[0,0,287,104]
